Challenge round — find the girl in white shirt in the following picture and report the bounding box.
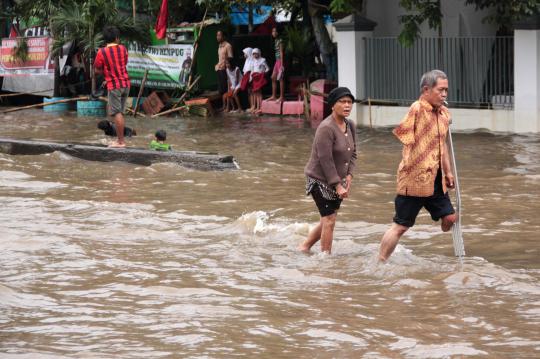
[250,48,269,114]
[225,57,242,112]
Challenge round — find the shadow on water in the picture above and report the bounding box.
[0,109,539,357]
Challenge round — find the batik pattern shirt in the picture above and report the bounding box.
[393,98,450,197]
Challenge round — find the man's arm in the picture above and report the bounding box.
[393,106,417,145]
[442,137,455,188]
[94,50,103,75]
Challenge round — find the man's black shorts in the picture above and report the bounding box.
[217,69,228,95]
[310,184,342,217]
[393,170,455,227]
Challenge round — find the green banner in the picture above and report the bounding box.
[127,42,194,89]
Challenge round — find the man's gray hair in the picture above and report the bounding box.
[420,69,447,91]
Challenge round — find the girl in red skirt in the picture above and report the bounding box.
[250,48,269,114]
[240,47,254,112]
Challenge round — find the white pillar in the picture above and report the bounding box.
[514,17,540,133]
[334,15,376,125]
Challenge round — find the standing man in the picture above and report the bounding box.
[379,70,457,261]
[94,25,130,148]
[215,30,233,112]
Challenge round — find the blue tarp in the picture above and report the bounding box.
[230,5,272,26]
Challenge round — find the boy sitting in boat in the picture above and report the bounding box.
[149,130,171,151]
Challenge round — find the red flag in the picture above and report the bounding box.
[9,23,19,38]
[155,0,168,39]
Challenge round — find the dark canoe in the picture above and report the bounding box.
[0,138,239,171]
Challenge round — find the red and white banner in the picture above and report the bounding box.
[0,36,54,76]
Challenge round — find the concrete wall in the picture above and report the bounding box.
[364,0,499,37]
[514,29,540,133]
[357,105,516,133]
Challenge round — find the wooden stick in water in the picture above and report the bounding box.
[154,75,201,117]
[0,89,53,98]
[133,69,149,116]
[1,96,89,113]
[151,105,187,118]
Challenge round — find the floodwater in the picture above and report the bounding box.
[0,109,539,358]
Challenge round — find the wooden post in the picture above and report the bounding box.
[132,0,136,21]
[133,69,148,116]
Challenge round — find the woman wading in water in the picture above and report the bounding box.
[299,87,357,254]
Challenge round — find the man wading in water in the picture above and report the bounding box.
[379,70,457,261]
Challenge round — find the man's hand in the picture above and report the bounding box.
[336,183,348,199]
[445,173,455,189]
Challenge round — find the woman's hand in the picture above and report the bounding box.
[345,175,353,192]
[336,183,348,199]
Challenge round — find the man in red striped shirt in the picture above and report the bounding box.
[95,26,130,148]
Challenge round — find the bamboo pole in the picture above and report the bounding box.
[150,105,187,118]
[0,89,53,98]
[132,0,136,21]
[133,69,149,116]
[1,96,89,113]
[153,75,201,118]
[183,7,208,99]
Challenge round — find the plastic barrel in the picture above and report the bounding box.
[77,100,106,117]
[43,97,70,112]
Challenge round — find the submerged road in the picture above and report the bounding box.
[0,109,539,358]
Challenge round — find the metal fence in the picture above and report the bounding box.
[364,37,514,108]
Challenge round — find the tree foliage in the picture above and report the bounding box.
[398,0,442,47]
[398,0,540,46]
[464,0,540,34]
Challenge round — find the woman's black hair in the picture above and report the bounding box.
[226,57,235,67]
[155,129,167,141]
[103,26,120,43]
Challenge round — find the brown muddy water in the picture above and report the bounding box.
[0,109,539,358]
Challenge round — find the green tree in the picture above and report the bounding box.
[398,0,540,46]
[464,0,540,35]
[398,0,441,47]
[50,0,150,94]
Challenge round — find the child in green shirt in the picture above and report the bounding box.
[149,129,172,151]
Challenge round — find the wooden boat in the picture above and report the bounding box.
[0,137,239,171]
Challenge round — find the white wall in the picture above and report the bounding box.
[364,0,499,37]
[513,29,540,133]
[356,104,516,133]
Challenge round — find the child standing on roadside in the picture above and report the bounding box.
[225,57,242,112]
[250,48,269,114]
[267,27,285,103]
[240,47,254,112]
